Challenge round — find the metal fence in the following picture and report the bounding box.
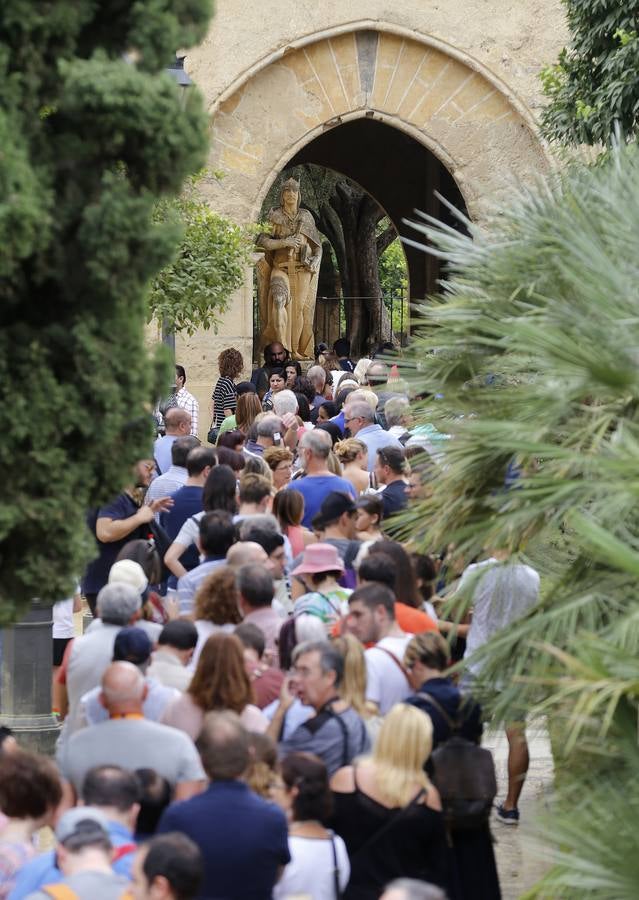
[253,290,410,358]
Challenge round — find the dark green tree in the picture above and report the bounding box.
[0,0,213,621]
[541,0,639,145]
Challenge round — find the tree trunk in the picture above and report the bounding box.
[290,166,397,354]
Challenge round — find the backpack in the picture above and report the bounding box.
[421,691,497,833]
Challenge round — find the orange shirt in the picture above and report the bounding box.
[331,601,438,638]
[394,602,438,634]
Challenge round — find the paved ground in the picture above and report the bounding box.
[484,724,555,899]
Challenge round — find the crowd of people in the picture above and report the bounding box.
[0,339,542,900]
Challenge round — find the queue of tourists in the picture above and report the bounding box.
[0,339,541,900]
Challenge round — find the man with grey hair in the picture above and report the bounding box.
[307,364,327,410]
[236,564,282,653]
[57,582,142,741]
[57,662,205,801]
[286,429,356,527]
[272,388,298,418]
[344,399,403,471]
[268,640,370,774]
[384,395,412,442]
[157,712,290,900]
[244,414,284,457]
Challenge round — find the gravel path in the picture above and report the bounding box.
[483,724,555,899]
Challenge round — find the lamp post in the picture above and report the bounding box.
[161,54,193,356]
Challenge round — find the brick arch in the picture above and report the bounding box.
[204,26,549,224]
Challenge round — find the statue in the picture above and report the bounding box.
[256,178,322,360]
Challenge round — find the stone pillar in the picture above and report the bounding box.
[0,601,60,754]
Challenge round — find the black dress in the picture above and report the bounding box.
[406,679,501,900]
[331,771,452,899]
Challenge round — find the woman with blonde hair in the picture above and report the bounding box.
[162,633,268,739]
[330,704,450,899]
[335,438,369,494]
[331,634,382,743]
[190,566,242,669]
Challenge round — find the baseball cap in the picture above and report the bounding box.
[56,807,111,845]
[113,626,152,666]
[108,560,149,596]
[316,491,356,526]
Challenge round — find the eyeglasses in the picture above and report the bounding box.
[344,416,361,425]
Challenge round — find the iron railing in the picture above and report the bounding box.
[252,290,410,359]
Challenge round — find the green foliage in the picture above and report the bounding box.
[379,235,409,334]
[378,234,408,297]
[149,172,254,335]
[541,0,639,145]
[0,0,213,621]
[399,145,639,894]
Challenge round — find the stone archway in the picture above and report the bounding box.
[176,23,550,415]
[204,26,548,221]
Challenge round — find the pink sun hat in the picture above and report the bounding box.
[290,543,345,577]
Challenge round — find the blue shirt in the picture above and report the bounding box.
[153,434,178,475]
[157,780,290,900]
[8,821,135,899]
[287,475,356,528]
[354,423,404,471]
[161,485,204,587]
[176,557,225,614]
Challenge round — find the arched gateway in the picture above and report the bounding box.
[175,16,557,421]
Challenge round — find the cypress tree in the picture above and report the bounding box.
[0,0,212,620]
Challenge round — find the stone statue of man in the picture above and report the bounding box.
[256,178,322,359]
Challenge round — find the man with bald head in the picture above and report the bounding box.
[57,662,205,802]
[226,542,269,569]
[154,407,192,475]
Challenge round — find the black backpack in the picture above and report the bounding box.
[420,692,497,833]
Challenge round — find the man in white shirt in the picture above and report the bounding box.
[175,365,199,437]
[346,583,412,714]
[460,552,540,825]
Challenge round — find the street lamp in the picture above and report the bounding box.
[161,54,193,355]
[165,54,193,92]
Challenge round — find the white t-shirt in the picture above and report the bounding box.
[52,598,75,639]
[365,634,413,714]
[462,558,540,675]
[274,833,350,900]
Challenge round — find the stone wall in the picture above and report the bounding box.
[172,0,567,439]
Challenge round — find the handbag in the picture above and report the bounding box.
[207,423,219,444]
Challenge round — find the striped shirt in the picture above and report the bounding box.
[212,377,237,427]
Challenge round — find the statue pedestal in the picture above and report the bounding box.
[0,601,60,754]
